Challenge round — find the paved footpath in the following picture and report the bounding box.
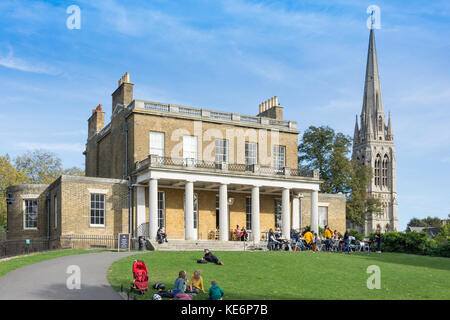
[0,251,141,300]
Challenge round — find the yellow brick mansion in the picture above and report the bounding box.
[6,73,346,246]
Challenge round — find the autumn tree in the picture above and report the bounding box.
[0,155,29,228]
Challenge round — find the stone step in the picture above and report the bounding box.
[148,239,265,251]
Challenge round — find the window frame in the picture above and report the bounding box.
[273,145,286,172]
[245,142,258,170]
[215,139,229,163]
[182,135,198,160]
[90,193,106,228]
[54,195,58,230]
[318,206,328,229]
[149,131,165,157]
[23,199,38,230]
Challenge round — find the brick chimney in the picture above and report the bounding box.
[112,72,134,113]
[88,104,105,138]
[257,96,283,120]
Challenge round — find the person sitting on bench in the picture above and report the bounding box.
[240,226,248,241]
[157,227,168,244]
[268,228,281,250]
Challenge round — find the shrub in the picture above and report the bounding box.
[378,230,449,257]
[349,229,364,241]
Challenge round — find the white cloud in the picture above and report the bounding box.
[0,47,60,75]
[15,142,84,153]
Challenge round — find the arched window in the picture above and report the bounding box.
[382,155,389,186]
[378,115,383,132]
[374,154,381,186]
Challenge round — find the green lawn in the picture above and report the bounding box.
[0,249,103,277]
[107,251,450,300]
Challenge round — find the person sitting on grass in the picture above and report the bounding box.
[209,280,224,300]
[174,270,187,295]
[189,270,205,294]
[201,249,224,265]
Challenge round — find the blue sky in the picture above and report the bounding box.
[0,0,449,230]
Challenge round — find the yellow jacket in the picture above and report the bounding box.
[303,231,313,243]
[190,276,204,292]
[324,229,333,239]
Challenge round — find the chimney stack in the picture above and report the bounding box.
[88,104,105,138]
[112,72,134,113]
[257,96,283,120]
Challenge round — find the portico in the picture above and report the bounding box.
[134,158,321,242]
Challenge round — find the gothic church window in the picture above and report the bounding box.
[374,154,381,186]
[382,155,389,186]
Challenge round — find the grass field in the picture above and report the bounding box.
[0,249,103,278]
[107,251,450,300]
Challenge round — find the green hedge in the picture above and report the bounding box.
[368,230,449,258]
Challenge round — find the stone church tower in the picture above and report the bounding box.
[352,28,398,234]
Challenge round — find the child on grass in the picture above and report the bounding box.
[208,280,224,300]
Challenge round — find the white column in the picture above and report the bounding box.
[282,188,290,239]
[311,190,319,234]
[219,183,229,241]
[251,186,260,243]
[292,194,300,231]
[185,180,195,240]
[149,178,158,240]
[136,186,146,236]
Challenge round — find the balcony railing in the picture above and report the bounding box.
[130,100,298,130]
[135,155,317,179]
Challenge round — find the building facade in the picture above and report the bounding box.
[7,73,346,245]
[352,28,398,235]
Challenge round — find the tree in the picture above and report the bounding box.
[0,155,29,227]
[63,166,85,176]
[346,163,383,226]
[298,125,382,227]
[406,218,428,228]
[298,126,352,193]
[15,150,63,184]
[407,216,443,228]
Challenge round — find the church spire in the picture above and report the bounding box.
[353,114,359,142]
[387,111,394,140]
[361,27,384,139]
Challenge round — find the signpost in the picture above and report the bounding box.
[118,233,130,252]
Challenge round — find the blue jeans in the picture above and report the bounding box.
[296,241,306,250]
[343,240,350,253]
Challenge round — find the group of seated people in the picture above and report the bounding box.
[267,225,341,251]
[233,225,248,241]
